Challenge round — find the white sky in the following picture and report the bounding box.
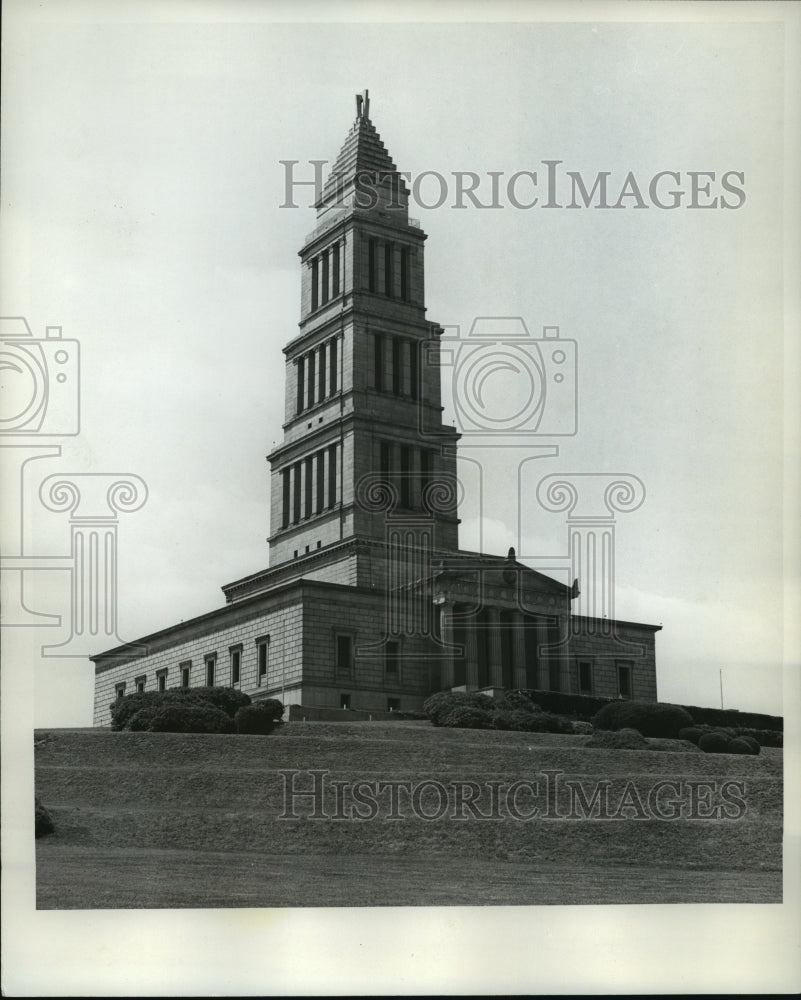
[2,8,797,725]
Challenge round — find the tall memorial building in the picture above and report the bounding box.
[93,93,660,723]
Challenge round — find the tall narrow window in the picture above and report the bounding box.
[400,246,409,300]
[257,637,269,682]
[380,441,392,483]
[311,257,319,311]
[385,640,400,677]
[329,337,338,394]
[368,238,376,292]
[392,337,401,395]
[157,670,167,693]
[419,448,431,508]
[318,342,327,400]
[316,451,325,514]
[332,242,340,297]
[384,242,393,296]
[115,682,126,701]
[181,663,191,688]
[374,333,383,392]
[399,445,410,507]
[328,444,337,506]
[307,351,316,409]
[296,356,305,413]
[578,660,593,695]
[336,635,353,674]
[205,657,215,687]
[292,463,301,523]
[617,661,633,699]
[409,339,419,401]
[282,468,290,528]
[135,676,146,694]
[304,456,313,519]
[230,648,241,685]
[321,249,329,304]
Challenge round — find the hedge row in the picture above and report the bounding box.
[422,690,571,734]
[110,688,284,735]
[523,690,782,732]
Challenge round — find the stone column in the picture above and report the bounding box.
[487,607,504,689]
[465,617,479,690]
[439,601,455,689]
[512,610,527,690]
[535,616,551,690]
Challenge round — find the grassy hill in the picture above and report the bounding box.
[35,721,782,908]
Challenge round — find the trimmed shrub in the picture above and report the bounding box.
[250,697,284,721]
[677,726,706,745]
[737,736,761,755]
[585,728,648,750]
[235,703,282,735]
[423,691,493,726]
[647,738,702,753]
[494,689,538,713]
[146,702,234,734]
[729,737,760,756]
[698,730,733,754]
[181,686,251,718]
[492,710,567,733]
[110,691,165,730]
[571,721,594,735]
[732,727,782,749]
[128,706,163,731]
[35,797,55,838]
[524,690,615,721]
[439,706,493,729]
[683,704,782,732]
[591,701,694,738]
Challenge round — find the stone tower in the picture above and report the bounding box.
[267,91,459,579]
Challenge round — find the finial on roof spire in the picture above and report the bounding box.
[355,88,370,119]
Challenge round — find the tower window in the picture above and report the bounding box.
[316,450,325,514]
[282,468,290,528]
[292,463,302,523]
[307,351,316,409]
[410,339,419,401]
[304,456,313,518]
[399,445,410,507]
[368,238,376,292]
[400,246,409,300]
[329,336,338,394]
[392,337,401,395]
[332,242,340,297]
[321,249,329,304]
[327,443,337,507]
[311,257,319,311]
[384,242,393,296]
[318,342,327,400]
[296,356,305,413]
[374,333,383,392]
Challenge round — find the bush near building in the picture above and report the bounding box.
[235,701,284,735]
[584,728,649,750]
[110,686,252,730]
[591,700,694,738]
[145,702,235,734]
[35,797,55,838]
[423,690,570,733]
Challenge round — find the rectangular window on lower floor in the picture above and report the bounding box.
[385,641,400,679]
[340,693,351,710]
[115,682,126,701]
[336,634,353,675]
[156,670,167,693]
[230,647,242,685]
[257,637,269,683]
[205,656,216,687]
[387,697,401,712]
[578,660,593,695]
[135,675,146,694]
[617,661,633,699]
[180,662,191,688]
